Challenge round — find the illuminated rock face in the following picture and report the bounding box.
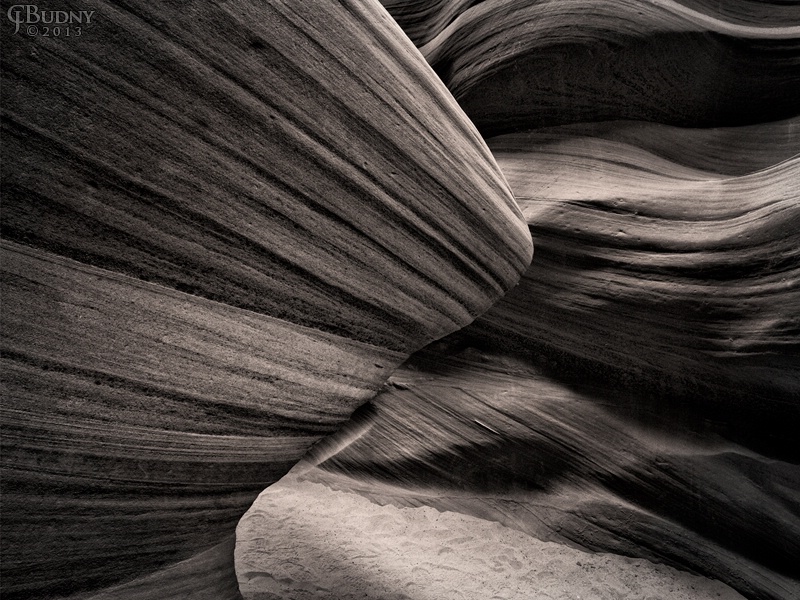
[2,0,798,599]
[308,4,800,599]
[0,1,531,598]
[309,120,800,600]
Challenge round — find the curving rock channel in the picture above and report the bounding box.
[300,4,798,598]
[2,0,798,599]
[382,0,800,135]
[307,111,800,600]
[0,1,531,598]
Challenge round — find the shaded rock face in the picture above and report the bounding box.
[306,3,800,599]
[309,118,800,600]
[2,1,798,600]
[382,0,800,136]
[0,1,531,598]
[484,122,800,458]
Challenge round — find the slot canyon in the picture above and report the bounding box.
[1,1,798,599]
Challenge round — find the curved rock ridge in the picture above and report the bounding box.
[309,119,800,600]
[307,349,800,600]
[482,121,800,450]
[2,0,532,354]
[382,0,800,46]
[508,117,800,177]
[381,0,800,135]
[0,1,531,598]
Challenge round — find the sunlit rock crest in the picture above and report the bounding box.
[308,2,800,600]
[0,1,531,598]
[310,117,800,599]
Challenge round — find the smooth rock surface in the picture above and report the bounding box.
[3,0,797,599]
[483,120,800,455]
[381,0,800,135]
[0,1,531,598]
[309,118,800,600]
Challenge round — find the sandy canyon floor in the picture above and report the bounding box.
[236,466,745,600]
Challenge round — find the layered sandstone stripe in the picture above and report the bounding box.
[381,0,800,134]
[483,120,800,444]
[310,118,800,600]
[0,1,531,598]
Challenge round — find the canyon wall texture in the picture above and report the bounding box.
[309,119,800,600]
[0,1,531,598]
[383,0,800,135]
[2,0,798,598]
[304,2,800,600]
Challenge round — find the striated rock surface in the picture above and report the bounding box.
[3,0,797,598]
[381,0,800,135]
[309,118,800,600]
[0,1,531,598]
[2,0,531,352]
[482,120,800,455]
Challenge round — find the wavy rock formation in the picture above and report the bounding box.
[300,6,799,597]
[483,121,800,455]
[0,1,531,598]
[381,0,800,135]
[3,0,798,599]
[309,118,800,600]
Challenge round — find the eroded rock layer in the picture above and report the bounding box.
[0,1,531,597]
[2,0,531,353]
[483,121,800,455]
[310,119,800,600]
[381,0,800,135]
